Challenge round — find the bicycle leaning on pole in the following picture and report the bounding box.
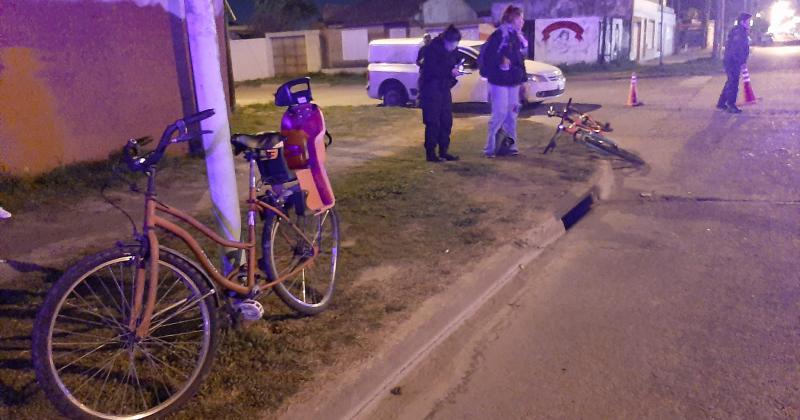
[31,77,340,419]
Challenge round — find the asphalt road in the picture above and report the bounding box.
[361,46,800,418]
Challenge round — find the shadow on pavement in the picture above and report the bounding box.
[452,101,602,119]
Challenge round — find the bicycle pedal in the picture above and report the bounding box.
[233,299,264,321]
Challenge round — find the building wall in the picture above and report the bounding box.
[421,0,478,25]
[321,25,387,68]
[492,0,634,22]
[265,30,322,74]
[534,17,602,65]
[630,0,675,61]
[230,38,274,81]
[0,0,230,176]
[423,23,482,40]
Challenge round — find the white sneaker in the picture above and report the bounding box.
[0,207,11,219]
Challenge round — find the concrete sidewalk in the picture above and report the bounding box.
[640,47,712,66]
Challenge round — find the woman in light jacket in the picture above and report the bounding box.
[482,5,527,158]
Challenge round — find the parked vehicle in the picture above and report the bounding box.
[367,38,566,107]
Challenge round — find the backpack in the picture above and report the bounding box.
[494,128,516,156]
[477,41,489,77]
[478,30,509,78]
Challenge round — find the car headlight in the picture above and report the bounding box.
[527,74,548,83]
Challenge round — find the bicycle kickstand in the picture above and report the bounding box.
[542,137,558,154]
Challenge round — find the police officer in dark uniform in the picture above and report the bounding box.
[419,25,461,162]
[717,12,752,114]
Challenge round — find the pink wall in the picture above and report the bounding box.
[0,1,229,175]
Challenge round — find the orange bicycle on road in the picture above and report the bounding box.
[542,98,645,166]
[32,78,340,419]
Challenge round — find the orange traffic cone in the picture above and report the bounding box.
[740,65,757,105]
[626,72,643,107]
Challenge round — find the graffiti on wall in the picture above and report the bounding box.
[534,17,601,65]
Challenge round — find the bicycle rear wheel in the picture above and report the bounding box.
[32,247,218,419]
[263,198,340,315]
[582,132,645,166]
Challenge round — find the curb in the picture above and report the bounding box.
[276,161,615,420]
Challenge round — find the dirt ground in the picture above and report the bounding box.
[0,103,600,419]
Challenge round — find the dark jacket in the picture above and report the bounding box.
[482,28,527,87]
[419,37,458,92]
[723,25,750,67]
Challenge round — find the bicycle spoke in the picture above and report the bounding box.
[64,293,126,331]
[149,328,205,341]
[82,276,123,322]
[112,262,133,321]
[53,327,119,343]
[128,353,149,414]
[94,348,125,409]
[144,335,200,359]
[137,348,192,382]
[139,347,173,406]
[153,272,182,313]
[68,348,125,398]
[55,338,121,374]
[54,312,114,329]
[148,289,212,333]
[98,268,126,316]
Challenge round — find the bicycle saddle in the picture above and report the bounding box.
[230,132,284,155]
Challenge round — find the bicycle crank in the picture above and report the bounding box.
[233,299,265,321]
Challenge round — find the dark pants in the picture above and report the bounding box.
[717,62,742,107]
[420,84,453,157]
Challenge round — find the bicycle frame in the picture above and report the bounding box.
[543,98,611,154]
[128,157,318,337]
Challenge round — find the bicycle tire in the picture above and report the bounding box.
[582,132,645,166]
[263,203,340,315]
[32,247,219,419]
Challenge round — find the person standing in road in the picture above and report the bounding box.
[482,5,528,158]
[716,12,752,114]
[419,25,462,162]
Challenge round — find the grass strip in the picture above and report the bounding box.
[0,106,596,419]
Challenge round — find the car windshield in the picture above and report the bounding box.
[456,50,479,70]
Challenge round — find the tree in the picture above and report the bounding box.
[252,0,319,33]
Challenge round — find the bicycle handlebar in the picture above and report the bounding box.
[185,109,215,125]
[123,109,215,172]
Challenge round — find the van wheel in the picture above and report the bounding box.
[383,87,408,107]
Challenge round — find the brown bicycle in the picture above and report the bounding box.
[31,78,340,419]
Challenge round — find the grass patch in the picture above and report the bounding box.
[234,71,366,88]
[0,155,203,213]
[0,106,596,419]
[0,103,416,215]
[560,58,639,75]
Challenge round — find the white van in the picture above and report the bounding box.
[367,38,566,106]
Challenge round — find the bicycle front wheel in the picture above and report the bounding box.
[264,207,340,315]
[32,247,219,419]
[582,132,645,166]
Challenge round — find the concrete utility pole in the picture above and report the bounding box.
[185,0,241,272]
[703,0,711,49]
[712,0,725,58]
[659,0,665,65]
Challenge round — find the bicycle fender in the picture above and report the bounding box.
[113,241,223,308]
